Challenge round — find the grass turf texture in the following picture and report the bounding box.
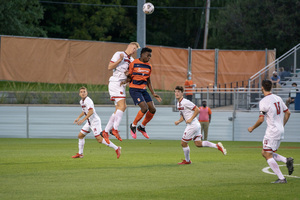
[0,139,299,200]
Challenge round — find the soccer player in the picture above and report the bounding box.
[174,86,226,165]
[72,87,121,159]
[248,80,294,183]
[103,42,140,141]
[126,47,162,139]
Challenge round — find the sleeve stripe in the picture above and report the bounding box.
[283,109,289,112]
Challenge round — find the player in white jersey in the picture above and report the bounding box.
[174,86,226,165]
[103,42,140,141]
[72,87,121,159]
[248,80,293,183]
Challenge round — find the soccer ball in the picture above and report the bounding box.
[143,2,155,15]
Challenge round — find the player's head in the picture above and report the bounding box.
[79,86,88,99]
[202,101,207,107]
[261,80,272,92]
[140,47,152,63]
[292,82,297,87]
[126,42,140,55]
[174,86,184,99]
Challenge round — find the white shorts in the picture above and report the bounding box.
[81,121,102,137]
[181,121,202,143]
[108,81,126,104]
[263,137,281,152]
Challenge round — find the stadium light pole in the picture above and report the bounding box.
[137,0,146,58]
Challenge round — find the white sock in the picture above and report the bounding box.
[113,109,124,130]
[78,138,85,154]
[183,146,190,162]
[140,124,145,128]
[273,153,287,163]
[267,158,285,180]
[105,113,115,132]
[102,138,118,150]
[202,141,217,148]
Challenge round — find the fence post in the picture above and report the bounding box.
[26,106,29,138]
[294,46,297,74]
[126,107,129,139]
[232,88,237,141]
[214,48,219,88]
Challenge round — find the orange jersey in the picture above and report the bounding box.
[128,58,152,89]
[184,80,194,95]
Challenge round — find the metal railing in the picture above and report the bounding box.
[175,87,300,111]
[248,43,300,89]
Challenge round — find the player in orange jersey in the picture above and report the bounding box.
[124,47,162,139]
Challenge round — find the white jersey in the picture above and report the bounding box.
[259,93,288,140]
[177,98,198,124]
[80,96,100,125]
[109,51,134,82]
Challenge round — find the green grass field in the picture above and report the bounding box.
[0,139,299,200]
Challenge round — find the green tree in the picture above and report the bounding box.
[0,0,46,37]
[208,0,300,55]
[44,0,136,42]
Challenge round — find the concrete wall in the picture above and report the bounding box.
[0,105,299,142]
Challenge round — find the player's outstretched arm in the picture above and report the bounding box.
[147,77,162,102]
[248,116,264,133]
[175,115,184,125]
[74,112,85,124]
[284,110,291,126]
[77,109,94,125]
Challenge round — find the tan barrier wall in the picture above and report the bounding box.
[0,36,275,90]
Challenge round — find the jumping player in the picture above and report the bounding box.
[126,47,162,139]
[248,80,293,183]
[174,86,226,164]
[103,42,140,141]
[72,86,121,159]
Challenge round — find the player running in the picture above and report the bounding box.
[72,86,121,159]
[102,42,140,141]
[174,86,226,164]
[248,80,293,183]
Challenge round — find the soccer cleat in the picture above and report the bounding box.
[286,157,294,175]
[101,130,110,144]
[271,178,287,184]
[115,146,121,159]
[178,160,192,165]
[130,123,137,139]
[217,142,227,155]
[137,125,149,139]
[72,153,83,158]
[111,128,122,141]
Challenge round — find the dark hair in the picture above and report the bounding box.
[140,47,152,55]
[292,82,297,86]
[262,80,272,91]
[175,86,184,93]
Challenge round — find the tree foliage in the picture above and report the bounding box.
[0,0,46,37]
[1,0,299,57]
[208,0,300,55]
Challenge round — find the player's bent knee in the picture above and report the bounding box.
[149,107,156,114]
[78,132,85,139]
[95,135,103,143]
